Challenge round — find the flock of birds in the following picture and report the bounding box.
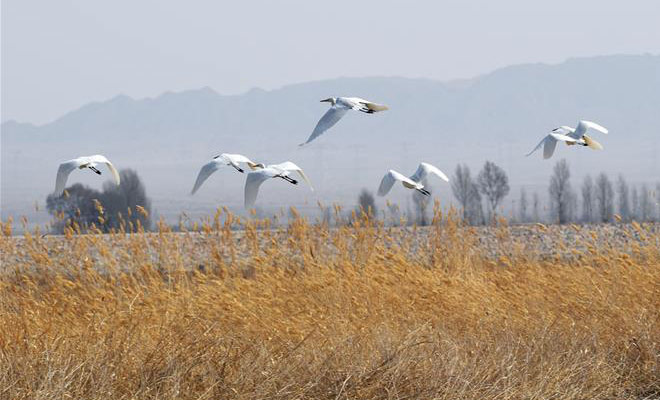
[54,96,609,209]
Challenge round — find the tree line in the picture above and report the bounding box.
[46,163,657,233]
[357,159,659,226]
[538,159,660,224]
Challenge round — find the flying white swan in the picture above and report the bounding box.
[244,161,313,209]
[378,162,449,197]
[191,153,264,194]
[300,97,388,146]
[54,154,120,196]
[527,120,609,159]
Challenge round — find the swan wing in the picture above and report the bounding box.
[526,136,548,157]
[244,169,278,209]
[378,170,415,196]
[410,162,449,183]
[300,106,349,145]
[191,160,222,194]
[54,158,85,196]
[575,120,608,137]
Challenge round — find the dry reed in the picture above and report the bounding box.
[0,208,658,399]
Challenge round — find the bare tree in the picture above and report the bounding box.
[630,186,642,220]
[532,192,541,222]
[477,161,510,221]
[569,190,578,221]
[548,159,575,224]
[616,175,631,222]
[595,173,614,223]
[467,183,484,225]
[640,184,654,221]
[357,188,377,218]
[451,164,473,221]
[581,175,595,223]
[519,187,528,223]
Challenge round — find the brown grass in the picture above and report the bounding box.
[0,209,659,399]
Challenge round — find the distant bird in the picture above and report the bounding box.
[527,120,609,159]
[378,162,449,197]
[54,155,120,196]
[191,153,264,194]
[244,161,313,209]
[300,97,388,145]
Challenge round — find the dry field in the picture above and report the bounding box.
[1,209,659,399]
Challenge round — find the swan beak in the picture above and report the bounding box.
[320,98,332,103]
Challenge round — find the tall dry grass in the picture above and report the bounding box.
[0,208,658,399]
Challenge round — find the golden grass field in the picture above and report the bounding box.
[1,208,659,399]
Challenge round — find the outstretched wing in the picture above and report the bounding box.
[409,162,449,183]
[526,136,546,157]
[191,160,222,194]
[300,106,349,146]
[526,135,559,159]
[54,159,84,196]
[244,169,277,209]
[377,170,415,196]
[542,135,559,159]
[377,171,397,196]
[104,160,121,186]
[270,161,313,190]
[575,120,608,137]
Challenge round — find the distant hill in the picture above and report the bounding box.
[3,54,660,224]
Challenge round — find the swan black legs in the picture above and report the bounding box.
[278,175,298,185]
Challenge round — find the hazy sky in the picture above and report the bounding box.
[3,0,660,124]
